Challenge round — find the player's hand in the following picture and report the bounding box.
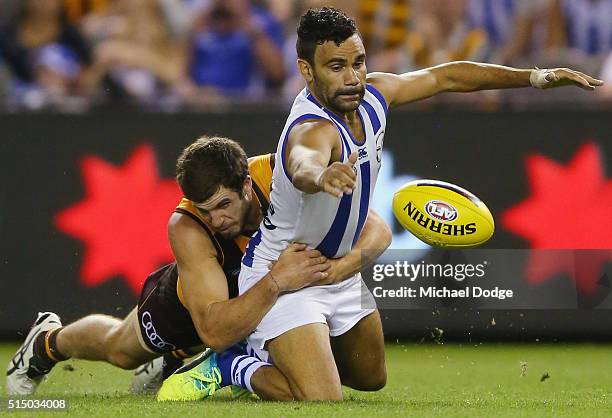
[315,152,358,198]
[276,257,348,287]
[269,243,330,292]
[310,258,344,286]
[530,68,603,91]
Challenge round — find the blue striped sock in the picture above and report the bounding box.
[216,344,248,387]
[230,355,270,393]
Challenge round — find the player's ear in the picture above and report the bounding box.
[243,176,252,199]
[297,59,314,83]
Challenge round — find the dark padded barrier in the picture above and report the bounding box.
[1,111,610,339]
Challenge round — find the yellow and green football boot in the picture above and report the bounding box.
[157,349,221,402]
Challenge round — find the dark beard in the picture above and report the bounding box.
[332,89,364,112]
[217,228,240,240]
[326,84,365,113]
[311,76,362,113]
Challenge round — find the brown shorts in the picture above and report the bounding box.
[136,263,202,353]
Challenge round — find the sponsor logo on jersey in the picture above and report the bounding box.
[263,202,277,230]
[358,147,368,160]
[375,130,385,163]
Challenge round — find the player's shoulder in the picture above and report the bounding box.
[366,72,398,110]
[168,211,212,244]
[168,210,218,259]
[366,72,396,82]
[247,153,274,171]
[248,153,275,203]
[289,116,337,140]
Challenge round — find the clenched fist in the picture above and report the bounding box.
[315,152,358,198]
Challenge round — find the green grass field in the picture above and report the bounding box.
[1,342,611,417]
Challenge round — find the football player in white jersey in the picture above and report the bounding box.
[160,7,602,402]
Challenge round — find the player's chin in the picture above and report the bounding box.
[217,225,240,239]
[334,96,361,112]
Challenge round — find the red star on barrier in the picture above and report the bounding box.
[55,144,182,294]
[501,142,612,295]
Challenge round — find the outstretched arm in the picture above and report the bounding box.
[368,62,604,109]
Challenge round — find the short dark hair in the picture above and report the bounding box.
[296,7,358,65]
[176,136,248,203]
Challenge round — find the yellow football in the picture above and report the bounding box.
[392,179,494,248]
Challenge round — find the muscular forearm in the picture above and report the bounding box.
[292,161,325,194]
[435,61,531,92]
[334,214,392,281]
[197,274,279,352]
[317,212,392,286]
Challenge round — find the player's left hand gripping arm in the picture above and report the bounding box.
[368,62,604,108]
[314,209,392,285]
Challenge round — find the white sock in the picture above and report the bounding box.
[230,355,270,393]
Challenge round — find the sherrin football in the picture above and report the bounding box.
[392,180,494,248]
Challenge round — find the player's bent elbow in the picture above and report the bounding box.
[196,327,232,353]
[371,215,392,251]
[197,330,222,353]
[192,312,228,352]
[380,222,393,250]
[207,339,231,354]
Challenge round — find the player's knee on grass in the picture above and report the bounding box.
[266,324,344,401]
[354,352,387,391]
[353,365,387,391]
[250,366,295,401]
[266,351,344,401]
[338,359,387,392]
[331,310,387,392]
[290,382,343,401]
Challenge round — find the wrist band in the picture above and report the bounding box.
[530,68,552,89]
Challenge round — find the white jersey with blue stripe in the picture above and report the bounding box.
[243,84,388,268]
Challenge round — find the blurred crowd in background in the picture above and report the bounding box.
[0,0,611,111]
